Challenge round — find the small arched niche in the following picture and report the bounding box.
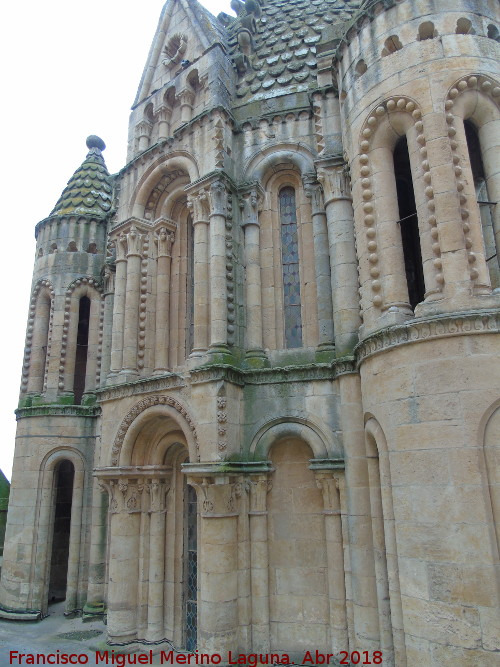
[456,18,474,35]
[382,35,403,56]
[418,21,438,40]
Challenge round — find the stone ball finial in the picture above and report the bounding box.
[86,135,106,152]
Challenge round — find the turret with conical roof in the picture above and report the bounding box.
[21,137,112,405]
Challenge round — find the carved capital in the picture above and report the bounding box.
[187,190,210,223]
[145,476,171,513]
[116,233,128,262]
[156,104,172,123]
[315,472,341,513]
[105,479,145,514]
[135,120,152,140]
[177,89,195,107]
[209,179,229,217]
[189,476,239,517]
[317,164,352,203]
[249,474,272,513]
[155,227,175,258]
[240,187,263,226]
[302,174,325,215]
[125,225,144,257]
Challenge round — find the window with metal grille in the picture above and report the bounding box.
[279,187,303,348]
[184,484,197,651]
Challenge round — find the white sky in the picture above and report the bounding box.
[0,0,234,480]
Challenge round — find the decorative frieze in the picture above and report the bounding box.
[356,310,500,365]
[97,470,171,514]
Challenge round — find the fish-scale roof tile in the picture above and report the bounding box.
[227,0,360,104]
[50,137,112,218]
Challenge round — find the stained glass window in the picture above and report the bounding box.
[279,187,303,348]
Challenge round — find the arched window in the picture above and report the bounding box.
[464,120,499,288]
[73,296,90,405]
[184,483,197,651]
[27,289,52,394]
[48,460,75,604]
[394,136,425,308]
[279,187,303,348]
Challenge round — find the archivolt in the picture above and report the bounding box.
[111,395,199,466]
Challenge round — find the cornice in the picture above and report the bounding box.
[356,309,500,366]
[16,405,102,419]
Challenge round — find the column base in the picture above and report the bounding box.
[116,369,140,383]
[315,344,336,363]
[82,601,106,621]
[206,344,237,364]
[243,349,270,369]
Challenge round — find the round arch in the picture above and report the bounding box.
[244,143,316,185]
[130,152,199,218]
[249,417,335,460]
[114,398,199,466]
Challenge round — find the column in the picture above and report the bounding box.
[315,471,349,653]
[103,478,142,642]
[318,161,362,356]
[178,90,195,125]
[146,476,170,641]
[189,475,239,654]
[339,374,380,650]
[209,180,229,352]
[157,105,172,141]
[248,474,271,653]
[303,175,335,353]
[84,481,109,617]
[188,193,210,355]
[241,188,267,364]
[121,226,143,378]
[136,121,152,153]
[84,295,101,395]
[154,227,175,373]
[100,264,114,387]
[108,234,127,380]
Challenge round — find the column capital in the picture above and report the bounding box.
[302,173,326,215]
[239,185,264,226]
[187,475,240,517]
[316,160,352,203]
[155,227,175,258]
[187,190,210,223]
[177,89,195,108]
[135,120,152,140]
[209,178,230,218]
[155,104,172,123]
[248,474,272,513]
[314,471,342,514]
[125,225,144,258]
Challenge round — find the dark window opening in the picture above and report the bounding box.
[48,460,74,604]
[73,296,90,405]
[279,187,303,348]
[464,120,499,286]
[394,137,425,308]
[184,484,197,651]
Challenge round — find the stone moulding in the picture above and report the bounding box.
[111,395,199,466]
[16,405,102,419]
[356,310,500,365]
[98,373,185,402]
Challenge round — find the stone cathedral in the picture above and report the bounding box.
[1,0,499,664]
